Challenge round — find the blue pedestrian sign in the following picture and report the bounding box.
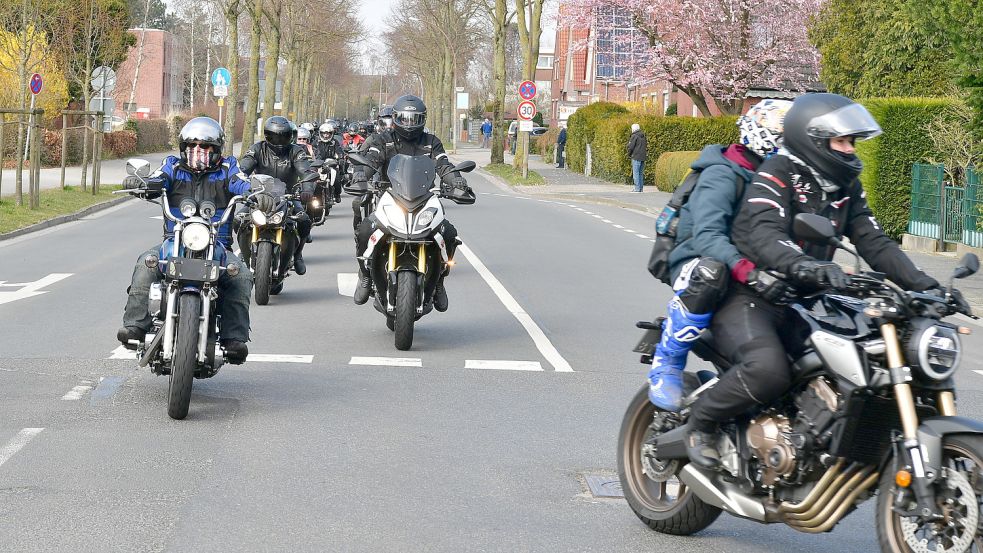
[211,67,231,88]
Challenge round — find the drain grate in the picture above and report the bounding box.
[583,473,624,498]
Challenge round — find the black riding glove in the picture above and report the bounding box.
[927,287,973,317]
[123,176,143,189]
[792,259,850,290]
[748,269,797,304]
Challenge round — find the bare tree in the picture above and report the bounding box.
[220,0,242,154]
[239,0,262,156]
[260,0,282,121]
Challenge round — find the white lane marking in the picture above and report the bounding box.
[623,229,637,233]
[458,244,574,372]
[0,273,73,305]
[108,346,312,363]
[650,239,656,243]
[636,234,650,239]
[350,356,423,367]
[466,360,543,371]
[150,215,164,220]
[61,385,93,400]
[602,219,612,223]
[592,214,603,219]
[0,428,44,469]
[338,273,357,297]
[612,224,624,229]
[975,370,983,378]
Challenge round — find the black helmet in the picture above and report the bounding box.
[392,95,427,141]
[377,106,394,131]
[289,120,298,143]
[264,116,293,156]
[179,116,224,172]
[782,93,882,187]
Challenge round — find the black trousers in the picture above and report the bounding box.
[688,289,792,432]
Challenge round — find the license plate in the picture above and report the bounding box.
[166,258,218,282]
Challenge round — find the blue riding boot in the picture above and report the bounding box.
[648,295,713,411]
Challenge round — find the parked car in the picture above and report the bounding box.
[530,126,549,136]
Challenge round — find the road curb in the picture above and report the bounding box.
[0,194,134,242]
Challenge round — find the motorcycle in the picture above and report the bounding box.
[236,174,301,305]
[305,158,336,226]
[348,152,475,350]
[619,213,983,553]
[117,158,248,420]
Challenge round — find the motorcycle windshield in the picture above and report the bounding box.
[387,154,436,207]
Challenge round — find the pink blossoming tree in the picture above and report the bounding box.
[561,0,825,115]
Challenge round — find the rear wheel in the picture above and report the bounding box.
[877,435,983,553]
[167,294,200,420]
[254,242,273,305]
[618,377,720,535]
[394,271,417,350]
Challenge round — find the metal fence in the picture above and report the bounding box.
[908,163,983,248]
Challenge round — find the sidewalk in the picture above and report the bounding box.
[457,144,983,311]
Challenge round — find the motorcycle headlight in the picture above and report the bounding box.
[416,208,437,227]
[269,211,284,225]
[383,203,406,223]
[906,320,961,381]
[179,199,198,218]
[181,222,211,252]
[251,209,267,227]
[311,198,320,208]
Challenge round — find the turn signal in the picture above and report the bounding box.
[144,254,159,269]
[895,470,912,488]
[447,259,456,267]
[958,326,972,335]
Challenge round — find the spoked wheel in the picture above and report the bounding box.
[877,436,983,553]
[167,294,200,420]
[394,271,417,351]
[617,377,720,535]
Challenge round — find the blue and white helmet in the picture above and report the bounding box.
[738,99,793,158]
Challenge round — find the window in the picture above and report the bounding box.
[594,6,644,80]
[537,55,554,70]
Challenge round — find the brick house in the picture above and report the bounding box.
[113,29,185,119]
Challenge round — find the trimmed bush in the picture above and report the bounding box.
[132,119,171,153]
[167,114,189,150]
[534,127,560,161]
[856,97,957,239]
[566,101,629,173]
[101,130,138,159]
[655,151,702,191]
[41,128,87,166]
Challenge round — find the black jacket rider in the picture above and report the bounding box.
[356,129,460,185]
[239,142,316,194]
[314,136,344,161]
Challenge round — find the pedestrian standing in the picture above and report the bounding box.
[627,123,647,192]
[508,120,518,155]
[481,118,492,148]
[556,125,567,168]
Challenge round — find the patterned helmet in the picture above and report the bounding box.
[738,99,793,158]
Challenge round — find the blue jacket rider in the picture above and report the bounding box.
[117,117,253,364]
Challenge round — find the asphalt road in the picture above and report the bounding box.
[1,167,982,552]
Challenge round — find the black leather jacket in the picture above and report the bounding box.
[239,141,316,194]
[315,137,343,161]
[357,130,459,184]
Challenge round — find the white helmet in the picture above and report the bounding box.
[738,99,793,158]
[318,122,335,141]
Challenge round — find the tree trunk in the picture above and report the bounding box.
[222,0,240,156]
[189,15,195,110]
[681,86,713,117]
[261,5,281,120]
[240,0,263,157]
[281,49,293,118]
[125,0,152,120]
[489,0,507,164]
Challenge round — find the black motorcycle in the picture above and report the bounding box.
[236,174,300,305]
[118,159,249,420]
[305,158,336,225]
[620,213,982,553]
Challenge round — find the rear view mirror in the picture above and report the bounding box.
[793,213,837,245]
[453,161,476,173]
[347,153,373,167]
[953,253,980,280]
[126,158,152,177]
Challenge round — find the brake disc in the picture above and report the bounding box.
[641,412,681,483]
[900,468,979,553]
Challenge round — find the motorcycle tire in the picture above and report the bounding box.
[167,294,201,420]
[254,242,273,306]
[618,379,721,535]
[394,271,417,350]
[876,435,983,553]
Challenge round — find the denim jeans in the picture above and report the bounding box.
[122,246,253,342]
[632,159,644,192]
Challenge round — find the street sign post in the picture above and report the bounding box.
[24,73,43,160]
[212,68,231,126]
[517,101,537,121]
[516,79,539,178]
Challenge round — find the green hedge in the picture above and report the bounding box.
[534,127,561,162]
[583,114,738,187]
[131,119,171,153]
[167,114,189,150]
[856,97,958,239]
[655,151,701,191]
[566,101,629,173]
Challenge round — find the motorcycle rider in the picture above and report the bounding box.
[238,116,317,275]
[117,117,252,364]
[683,93,959,469]
[647,100,794,412]
[374,106,394,135]
[351,94,474,312]
[316,121,345,203]
[296,127,315,157]
[344,123,365,150]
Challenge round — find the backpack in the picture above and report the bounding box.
[647,168,745,284]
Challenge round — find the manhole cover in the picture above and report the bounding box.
[584,473,624,498]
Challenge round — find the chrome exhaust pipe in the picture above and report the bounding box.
[787,466,873,526]
[784,463,861,520]
[779,459,845,514]
[788,471,879,534]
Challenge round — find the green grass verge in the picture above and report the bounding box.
[0,185,122,235]
[483,163,546,186]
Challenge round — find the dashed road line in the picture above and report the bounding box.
[612,224,624,229]
[107,346,313,363]
[61,385,93,401]
[635,233,650,239]
[350,356,423,367]
[458,243,574,372]
[466,360,543,371]
[0,428,44,469]
[974,370,983,378]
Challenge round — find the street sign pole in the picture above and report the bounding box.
[516,83,538,179]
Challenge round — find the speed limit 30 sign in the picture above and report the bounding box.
[517,100,537,121]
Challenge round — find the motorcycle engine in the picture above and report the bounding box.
[747,378,840,487]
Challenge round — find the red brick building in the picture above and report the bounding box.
[113,29,185,119]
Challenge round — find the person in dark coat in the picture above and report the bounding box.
[627,123,647,192]
[555,126,567,168]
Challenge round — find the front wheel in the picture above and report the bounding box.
[254,242,273,305]
[618,378,720,535]
[877,435,983,553]
[167,294,200,420]
[394,271,417,350]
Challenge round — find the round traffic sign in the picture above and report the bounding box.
[90,66,116,92]
[518,80,537,101]
[212,67,231,87]
[29,73,42,95]
[517,100,537,121]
